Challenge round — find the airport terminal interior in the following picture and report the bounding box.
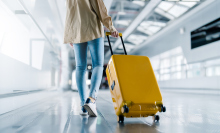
[0,0,220,132]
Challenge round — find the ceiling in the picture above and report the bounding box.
[104,0,206,57]
[1,0,207,64]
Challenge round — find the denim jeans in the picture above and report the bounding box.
[73,37,104,106]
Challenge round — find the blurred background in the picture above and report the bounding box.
[0,0,220,114]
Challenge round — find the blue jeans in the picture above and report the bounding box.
[73,37,104,106]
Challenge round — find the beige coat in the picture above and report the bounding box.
[64,0,116,44]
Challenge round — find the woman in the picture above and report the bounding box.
[64,0,118,116]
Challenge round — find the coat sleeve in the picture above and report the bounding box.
[90,0,116,32]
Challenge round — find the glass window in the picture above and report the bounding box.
[158,1,174,12]
[155,8,175,20]
[0,7,30,65]
[178,2,197,8]
[160,74,170,81]
[151,56,160,70]
[168,5,189,18]
[205,58,220,67]
[0,1,47,68]
[160,68,170,75]
[147,26,162,33]
[161,58,170,69]
[206,67,220,77]
[171,72,182,79]
[127,34,148,45]
[137,26,153,35]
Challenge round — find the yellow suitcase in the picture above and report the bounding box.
[105,32,166,123]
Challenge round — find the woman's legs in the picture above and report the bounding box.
[73,42,88,106]
[87,37,104,100]
[73,37,103,110]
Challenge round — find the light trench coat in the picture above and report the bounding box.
[63,0,116,44]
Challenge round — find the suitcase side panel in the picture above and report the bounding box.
[106,57,124,116]
[113,55,163,104]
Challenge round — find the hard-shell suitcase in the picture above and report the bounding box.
[105,32,166,123]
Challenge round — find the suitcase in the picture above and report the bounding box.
[105,32,166,123]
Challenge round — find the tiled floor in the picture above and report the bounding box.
[0,89,220,133]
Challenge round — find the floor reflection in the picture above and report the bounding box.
[115,122,160,133]
[1,90,220,133]
[80,116,97,133]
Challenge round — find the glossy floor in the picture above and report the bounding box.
[0,89,220,133]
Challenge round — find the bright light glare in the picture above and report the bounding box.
[0,30,5,51]
[32,41,45,70]
[0,2,30,65]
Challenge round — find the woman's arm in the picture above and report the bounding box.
[90,0,118,37]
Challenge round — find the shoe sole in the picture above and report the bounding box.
[80,113,88,116]
[83,105,97,117]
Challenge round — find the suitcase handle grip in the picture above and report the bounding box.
[106,32,122,37]
[106,32,127,55]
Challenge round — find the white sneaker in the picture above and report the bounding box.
[83,98,97,117]
[80,106,88,116]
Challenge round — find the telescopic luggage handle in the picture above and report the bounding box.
[106,32,127,55]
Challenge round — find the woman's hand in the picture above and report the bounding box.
[111,31,119,38]
[70,43,73,48]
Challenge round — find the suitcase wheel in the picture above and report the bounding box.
[160,105,166,112]
[121,105,129,113]
[117,115,124,123]
[153,115,160,122]
[162,106,166,112]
